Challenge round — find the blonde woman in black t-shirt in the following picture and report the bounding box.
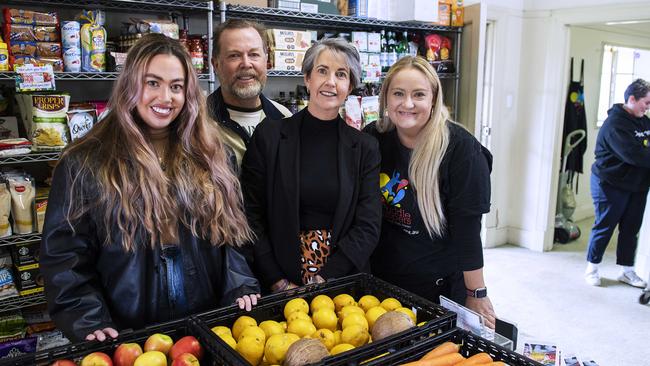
[364,56,496,328]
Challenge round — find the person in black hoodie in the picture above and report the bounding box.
[585,78,650,288]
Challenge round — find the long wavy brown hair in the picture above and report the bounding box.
[61,33,252,250]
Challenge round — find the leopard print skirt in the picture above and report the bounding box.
[299,229,332,284]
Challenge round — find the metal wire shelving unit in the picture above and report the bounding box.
[0,72,212,81]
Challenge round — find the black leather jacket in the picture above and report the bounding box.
[40,157,259,342]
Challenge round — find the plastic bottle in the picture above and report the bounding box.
[0,42,8,71]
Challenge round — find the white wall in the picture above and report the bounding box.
[568,26,650,222]
[465,1,650,251]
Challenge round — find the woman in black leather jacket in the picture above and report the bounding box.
[40,34,260,342]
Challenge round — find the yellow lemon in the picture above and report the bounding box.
[333,294,356,312]
[365,306,387,330]
[264,333,300,364]
[311,329,336,351]
[333,330,342,345]
[211,325,232,338]
[284,298,309,319]
[341,313,369,331]
[310,294,335,313]
[219,334,237,348]
[287,311,312,324]
[312,309,338,331]
[341,324,369,347]
[358,295,380,312]
[330,343,355,355]
[232,315,257,340]
[280,321,288,332]
[338,305,365,323]
[380,298,402,311]
[259,320,285,339]
[238,326,266,343]
[395,307,417,324]
[236,335,264,366]
[287,319,317,338]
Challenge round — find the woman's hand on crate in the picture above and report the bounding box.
[465,295,496,329]
[236,294,262,311]
[85,327,119,341]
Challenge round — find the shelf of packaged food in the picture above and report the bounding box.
[223,4,462,33]
[0,152,61,165]
[4,0,212,13]
[267,70,459,80]
[0,72,212,81]
[0,292,47,313]
[0,233,42,248]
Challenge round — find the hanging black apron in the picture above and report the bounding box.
[561,58,588,190]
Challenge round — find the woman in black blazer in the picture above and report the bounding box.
[241,38,381,293]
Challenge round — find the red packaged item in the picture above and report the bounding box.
[3,8,58,26]
[36,42,62,58]
[425,34,442,62]
[439,36,452,60]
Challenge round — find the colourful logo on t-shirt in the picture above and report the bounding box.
[380,171,409,207]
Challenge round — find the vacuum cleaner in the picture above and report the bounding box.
[554,129,586,244]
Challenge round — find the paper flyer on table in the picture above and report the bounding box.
[523,341,559,366]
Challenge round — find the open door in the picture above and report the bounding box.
[459,2,487,139]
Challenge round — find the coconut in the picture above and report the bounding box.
[283,338,329,366]
[370,311,415,341]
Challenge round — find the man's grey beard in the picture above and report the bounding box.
[229,80,264,100]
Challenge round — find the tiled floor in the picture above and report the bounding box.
[484,218,649,366]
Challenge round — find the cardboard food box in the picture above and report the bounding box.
[269,0,300,11]
[268,29,311,51]
[9,242,40,267]
[452,0,464,26]
[221,0,268,7]
[270,50,305,71]
[390,0,439,23]
[300,0,341,14]
[352,32,368,52]
[14,263,44,296]
[435,0,452,26]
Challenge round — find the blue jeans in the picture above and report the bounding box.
[586,174,648,265]
[161,245,189,316]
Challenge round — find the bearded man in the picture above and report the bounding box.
[208,19,292,167]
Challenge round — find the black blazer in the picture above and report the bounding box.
[241,109,381,289]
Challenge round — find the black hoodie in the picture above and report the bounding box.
[592,103,650,192]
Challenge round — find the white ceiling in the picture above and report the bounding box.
[576,20,650,38]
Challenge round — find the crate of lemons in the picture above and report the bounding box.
[211,294,420,366]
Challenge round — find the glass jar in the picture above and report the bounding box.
[189,38,204,73]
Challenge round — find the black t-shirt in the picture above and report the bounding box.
[299,110,339,230]
[367,122,492,284]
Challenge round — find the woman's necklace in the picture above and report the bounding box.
[156,146,167,171]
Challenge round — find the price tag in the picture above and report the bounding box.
[14,64,56,92]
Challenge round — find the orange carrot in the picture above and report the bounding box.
[400,353,466,366]
[454,352,493,366]
[421,342,461,360]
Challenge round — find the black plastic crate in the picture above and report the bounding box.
[0,317,214,366]
[356,327,545,366]
[193,273,456,366]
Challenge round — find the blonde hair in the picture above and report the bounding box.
[377,56,451,238]
[61,33,253,250]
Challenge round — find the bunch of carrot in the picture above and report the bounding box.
[400,341,507,366]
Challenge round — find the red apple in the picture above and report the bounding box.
[133,351,167,366]
[143,333,173,355]
[113,343,143,366]
[50,360,76,366]
[81,352,113,366]
[171,353,200,366]
[169,336,203,360]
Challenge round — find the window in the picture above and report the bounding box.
[597,44,650,126]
